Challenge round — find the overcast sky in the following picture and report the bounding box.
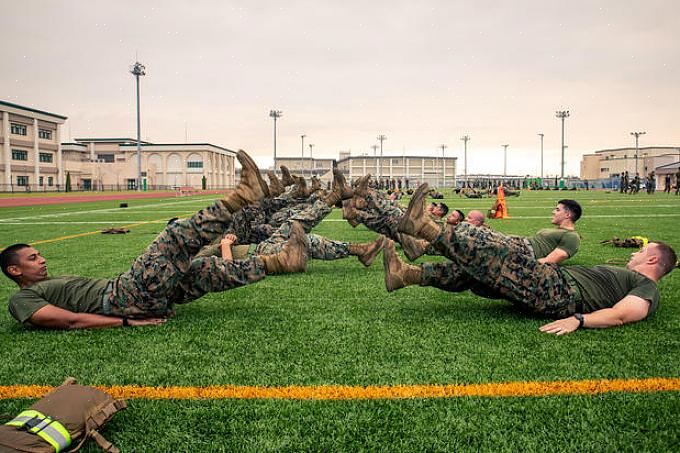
[2,0,678,176]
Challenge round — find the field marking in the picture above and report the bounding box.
[2,377,679,400]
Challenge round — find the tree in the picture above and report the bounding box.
[201,175,207,190]
[65,172,72,192]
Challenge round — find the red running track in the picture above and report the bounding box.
[0,191,224,208]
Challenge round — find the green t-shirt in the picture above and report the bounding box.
[563,266,660,315]
[8,276,111,325]
[527,228,580,259]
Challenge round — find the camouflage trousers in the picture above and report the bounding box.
[426,222,580,318]
[256,233,350,260]
[106,199,266,318]
[357,189,404,241]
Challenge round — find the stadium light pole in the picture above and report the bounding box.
[300,134,306,176]
[371,144,378,157]
[269,109,282,169]
[461,135,470,187]
[630,131,646,175]
[537,133,544,179]
[377,134,387,179]
[555,110,570,179]
[308,143,314,175]
[440,144,447,188]
[502,144,509,176]
[130,61,146,191]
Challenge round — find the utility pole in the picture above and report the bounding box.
[377,134,387,179]
[130,61,146,191]
[537,133,544,179]
[502,144,509,177]
[440,144,447,188]
[461,135,470,187]
[269,109,283,169]
[371,144,378,157]
[630,131,646,175]
[300,134,306,176]
[555,110,570,179]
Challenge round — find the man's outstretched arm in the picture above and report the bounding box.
[537,247,569,264]
[539,295,650,335]
[29,304,166,330]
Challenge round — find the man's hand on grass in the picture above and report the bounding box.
[539,316,580,336]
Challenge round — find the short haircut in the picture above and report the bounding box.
[558,199,582,222]
[454,209,465,220]
[652,241,677,277]
[438,203,449,215]
[0,243,31,283]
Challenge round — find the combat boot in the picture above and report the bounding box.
[383,239,423,292]
[267,170,285,197]
[342,200,361,228]
[399,233,429,261]
[323,169,354,206]
[398,183,441,242]
[222,150,270,212]
[259,221,308,274]
[280,165,296,187]
[291,176,312,199]
[354,174,371,198]
[349,236,385,267]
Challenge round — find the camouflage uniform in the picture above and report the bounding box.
[357,189,405,241]
[105,199,267,318]
[427,222,580,318]
[256,233,350,260]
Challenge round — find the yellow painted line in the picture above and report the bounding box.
[26,215,193,247]
[2,378,679,400]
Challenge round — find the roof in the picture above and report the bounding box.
[594,146,680,154]
[337,155,457,164]
[655,161,680,170]
[119,143,236,154]
[0,100,68,120]
[74,138,152,144]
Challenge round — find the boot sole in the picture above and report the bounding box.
[238,150,270,198]
[398,183,429,235]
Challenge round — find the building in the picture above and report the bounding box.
[580,146,680,185]
[1,99,237,192]
[336,153,457,188]
[1,100,67,191]
[65,138,236,190]
[274,157,335,178]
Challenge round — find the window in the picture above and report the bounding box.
[48,176,54,187]
[11,123,27,135]
[39,176,44,186]
[39,129,52,140]
[39,152,53,163]
[187,161,203,168]
[96,154,114,163]
[12,149,28,161]
[17,176,29,186]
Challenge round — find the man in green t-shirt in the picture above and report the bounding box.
[387,183,677,334]
[0,150,333,330]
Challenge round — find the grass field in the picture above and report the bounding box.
[1,190,679,452]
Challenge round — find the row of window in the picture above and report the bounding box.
[15,176,54,186]
[9,123,53,139]
[10,149,54,162]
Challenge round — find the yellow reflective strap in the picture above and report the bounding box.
[5,408,71,452]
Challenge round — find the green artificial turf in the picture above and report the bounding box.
[1,190,679,451]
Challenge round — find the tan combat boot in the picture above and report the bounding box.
[291,176,312,199]
[342,199,361,228]
[349,236,385,267]
[323,169,354,206]
[280,165,296,187]
[354,174,371,198]
[383,239,423,292]
[222,150,270,212]
[267,170,285,197]
[397,183,441,242]
[259,221,308,274]
[398,233,429,261]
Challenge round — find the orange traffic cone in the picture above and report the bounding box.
[493,186,511,219]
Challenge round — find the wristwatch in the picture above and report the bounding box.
[574,313,585,329]
[122,317,130,327]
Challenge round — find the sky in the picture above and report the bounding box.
[1,0,678,176]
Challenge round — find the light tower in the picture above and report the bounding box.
[371,144,378,156]
[308,143,314,175]
[460,135,470,187]
[300,134,306,176]
[502,144,509,177]
[130,61,146,191]
[630,131,646,175]
[537,133,544,179]
[440,144,447,187]
[555,110,570,178]
[377,134,387,179]
[269,109,283,169]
